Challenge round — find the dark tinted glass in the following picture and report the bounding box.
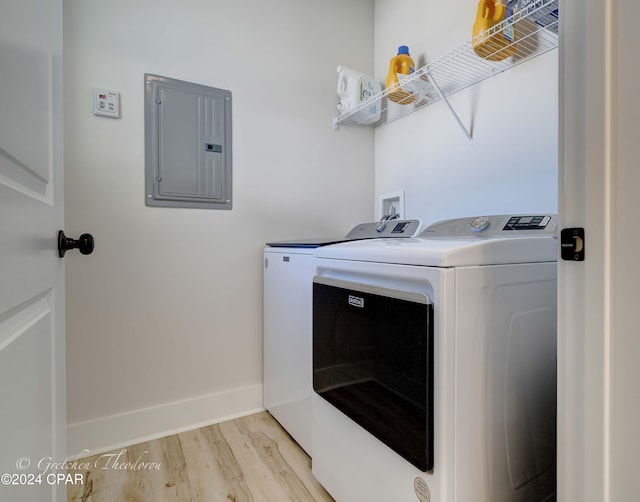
[313,281,434,472]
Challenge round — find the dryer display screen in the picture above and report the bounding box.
[503,215,551,230]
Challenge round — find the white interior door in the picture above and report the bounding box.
[559,0,640,500]
[0,1,66,500]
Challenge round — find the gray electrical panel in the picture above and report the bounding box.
[145,74,232,209]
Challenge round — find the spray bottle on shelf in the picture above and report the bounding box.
[472,0,516,61]
[385,46,416,104]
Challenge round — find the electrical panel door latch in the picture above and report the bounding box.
[560,228,585,261]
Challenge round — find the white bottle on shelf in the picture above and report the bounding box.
[336,65,382,125]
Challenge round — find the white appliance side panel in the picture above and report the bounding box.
[263,249,314,456]
[312,259,456,502]
[454,263,557,502]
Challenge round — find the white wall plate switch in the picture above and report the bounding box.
[94,88,120,118]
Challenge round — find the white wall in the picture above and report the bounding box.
[374,0,558,225]
[64,0,375,453]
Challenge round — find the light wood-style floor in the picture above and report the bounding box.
[67,411,334,502]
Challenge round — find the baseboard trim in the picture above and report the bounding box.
[67,383,264,459]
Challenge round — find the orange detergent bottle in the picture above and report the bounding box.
[472,0,516,61]
[385,46,416,104]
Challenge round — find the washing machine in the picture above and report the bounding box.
[312,214,558,502]
[263,219,421,456]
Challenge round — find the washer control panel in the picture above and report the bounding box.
[345,219,422,239]
[421,215,557,238]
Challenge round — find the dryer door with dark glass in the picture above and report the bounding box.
[313,276,434,472]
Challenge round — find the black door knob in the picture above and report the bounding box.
[58,230,94,257]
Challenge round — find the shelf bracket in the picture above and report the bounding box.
[426,72,473,147]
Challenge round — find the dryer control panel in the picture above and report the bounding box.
[503,215,553,231]
[421,215,558,238]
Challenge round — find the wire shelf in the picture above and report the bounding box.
[333,0,559,133]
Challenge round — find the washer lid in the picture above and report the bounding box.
[314,215,558,267]
[265,219,421,248]
[266,237,351,248]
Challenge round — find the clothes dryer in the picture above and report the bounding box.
[312,215,557,502]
